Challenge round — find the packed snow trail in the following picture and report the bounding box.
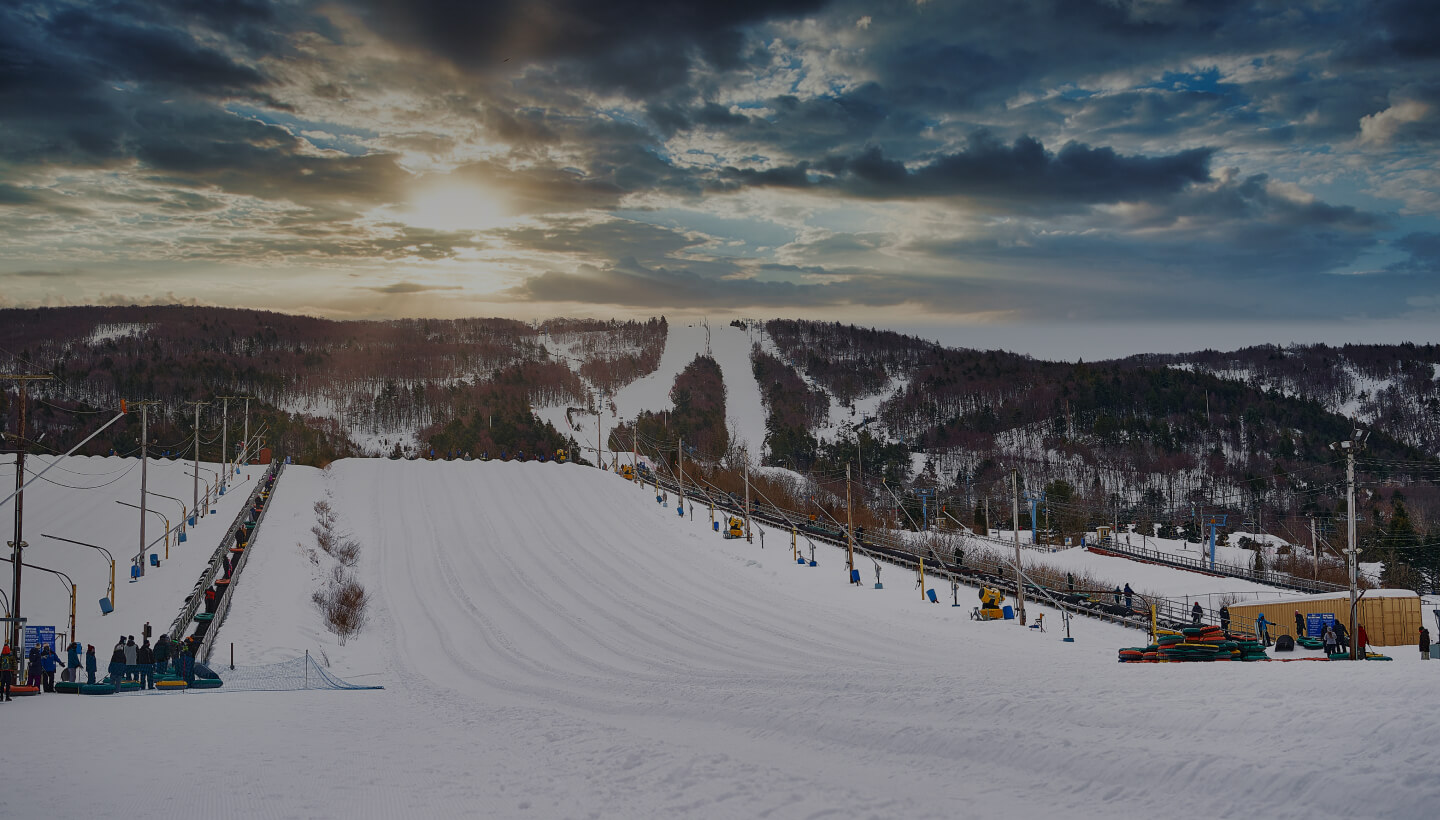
[4,460,1435,819]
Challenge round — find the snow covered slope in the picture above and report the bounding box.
[4,459,1434,819]
[546,321,769,462]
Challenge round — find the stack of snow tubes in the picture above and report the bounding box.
[1118,625,1269,662]
[1296,636,1324,650]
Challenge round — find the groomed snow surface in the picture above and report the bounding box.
[5,460,1437,819]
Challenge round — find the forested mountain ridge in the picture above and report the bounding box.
[0,306,665,463]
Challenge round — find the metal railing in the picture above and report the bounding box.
[200,463,284,663]
[1087,538,1345,594]
[167,463,279,643]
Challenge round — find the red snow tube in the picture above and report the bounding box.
[10,685,40,696]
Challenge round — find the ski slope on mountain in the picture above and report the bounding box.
[4,460,1435,820]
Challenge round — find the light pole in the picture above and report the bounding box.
[0,556,74,649]
[188,467,218,515]
[146,490,188,547]
[1331,431,1367,660]
[116,501,169,563]
[41,534,115,610]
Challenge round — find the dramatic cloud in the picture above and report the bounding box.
[0,0,1437,326]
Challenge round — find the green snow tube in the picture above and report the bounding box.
[188,678,223,689]
[55,680,81,694]
[80,683,116,695]
[195,612,215,622]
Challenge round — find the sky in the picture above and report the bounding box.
[2,0,1439,354]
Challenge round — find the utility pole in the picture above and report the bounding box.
[241,396,252,467]
[596,388,603,469]
[135,400,161,576]
[217,396,238,490]
[1012,467,1025,625]
[1310,517,1318,580]
[3,372,52,649]
[846,463,854,572]
[1342,434,1362,660]
[744,460,752,544]
[186,401,206,525]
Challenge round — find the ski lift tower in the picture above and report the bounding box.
[1203,513,1228,570]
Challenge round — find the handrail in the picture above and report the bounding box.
[201,462,283,663]
[167,465,271,642]
[1088,538,1344,594]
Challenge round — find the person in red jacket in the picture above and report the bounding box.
[1357,623,1369,656]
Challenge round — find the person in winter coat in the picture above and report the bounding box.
[26,646,42,689]
[85,645,98,684]
[1219,605,1231,633]
[1420,626,1431,661]
[177,644,195,685]
[136,638,155,690]
[1113,587,1122,606]
[0,645,15,700]
[1294,610,1305,639]
[1256,612,1271,646]
[1123,583,1134,610]
[154,634,171,675]
[1334,620,1349,652]
[109,638,127,691]
[1323,624,1339,656]
[67,641,82,675]
[123,635,138,681]
[39,645,60,692]
[1191,601,1204,625]
[1357,624,1369,656]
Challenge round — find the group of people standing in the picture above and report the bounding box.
[0,628,200,701]
[106,633,196,690]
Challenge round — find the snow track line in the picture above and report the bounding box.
[199,462,283,660]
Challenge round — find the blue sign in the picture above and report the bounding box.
[23,625,57,655]
[1305,613,1336,637]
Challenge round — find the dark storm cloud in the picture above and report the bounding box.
[368,281,463,294]
[1388,234,1440,275]
[354,0,833,94]
[717,133,1213,210]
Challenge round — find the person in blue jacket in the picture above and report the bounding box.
[39,645,60,692]
[67,640,82,677]
[84,645,98,685]
[1255,612,1271,647]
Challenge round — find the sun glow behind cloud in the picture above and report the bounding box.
[390,183,512,233]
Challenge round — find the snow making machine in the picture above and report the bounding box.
[620,464,635,480]
[722,516,745,539]
[971,586,1007,621]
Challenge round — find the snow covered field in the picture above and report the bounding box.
[4,459,1437,819]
